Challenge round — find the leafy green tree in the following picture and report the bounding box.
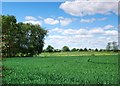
[88,48,92,51]
[17,23,47,56]
[95,48,98,51]
[71,48,78,52]
[2,15,18,57]
[84,48,88,51]
[62,46,70,52]
[79,48,83,51]
[46,45,54,52]
[2,15,47,57]
[54,49,61,52]
[99,49,104,52]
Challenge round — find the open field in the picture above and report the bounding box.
[40,51,118,56]
[2,52,119,84]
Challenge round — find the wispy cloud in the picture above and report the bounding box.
[44,18,59,25]
[80,18,96,23]
[80,17,107,23]
[59,18,76,26]
[103,25,114,29]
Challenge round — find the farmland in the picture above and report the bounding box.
[2,52,119,84]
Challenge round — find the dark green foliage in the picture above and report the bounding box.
[45,45,54,52]
[99,49,104,52]
[79,48,83,51]
[84,48,88,51]
[54,49,61,52]
[2,15,17,57]
[88,48,92,51]
[95,48,98,51]
[71,48,79,52]
[62,46,70,52]
[2,15,47,57]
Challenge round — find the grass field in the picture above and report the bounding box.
[40,51,118,56]
[2,52,119,84]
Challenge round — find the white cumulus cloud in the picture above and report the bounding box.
[60,1,118,16]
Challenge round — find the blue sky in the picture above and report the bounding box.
[2,1,118,49]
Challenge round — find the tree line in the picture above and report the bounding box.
[43,45,118,53]
[2,15,47,57]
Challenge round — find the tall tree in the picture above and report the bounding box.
[2,15,17,57]
[112,41,118,52]
[2,15,47,57]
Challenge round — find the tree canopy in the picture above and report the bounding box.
[2,15,47,57]
[62,46,70,52]
[45,45,54,52]
[106,42,119,52]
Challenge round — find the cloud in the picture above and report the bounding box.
[105,30,118,36]
[25,16,37,21]
[76,0,119,2]
[59,18,75,26]
[62,28,89,35]
[45,25,118,49]
[58,16,64,19]
[98,17,107,21]
[45,33,118,49]
[48,35,65,39]
[49,25,117,36]
[89,28,104,34]
[24,16,42,25]
[103,25,114,29]
[49,27,63,33]
[80,17,107,23]
[60,1,118,16]
[44,18,59,25]
[38,16,43,19]
[44,25,118,49]
[80,18,96,23]
[43,17,75,26]
[23,20,42,26]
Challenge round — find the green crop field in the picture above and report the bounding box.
[2,52,119,84]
